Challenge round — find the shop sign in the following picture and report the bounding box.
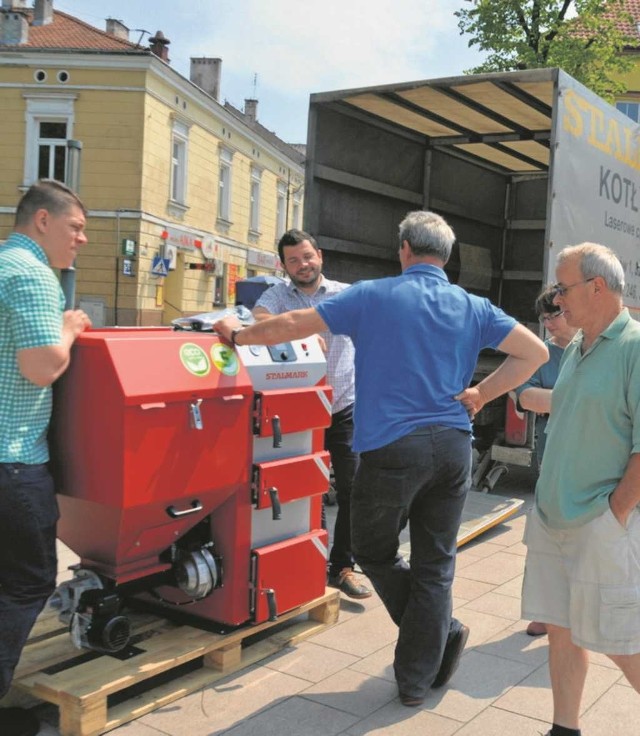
[164,225,203,252]
[247,248,279,270]
[201,236,226,260]
[227,263,240,303]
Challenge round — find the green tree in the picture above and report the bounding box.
[456,0,635,99]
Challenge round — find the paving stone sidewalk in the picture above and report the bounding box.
[31,467,637,735]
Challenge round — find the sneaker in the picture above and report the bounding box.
[432,624,470,688]
[328,568,372,599]
[0,707,40,736]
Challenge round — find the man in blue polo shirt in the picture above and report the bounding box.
[214,210,547,706]
[0,180,91,736]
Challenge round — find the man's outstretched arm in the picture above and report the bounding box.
[214,308,328,345]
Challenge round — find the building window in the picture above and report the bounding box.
[171,139,185,201]
[249,166,262,233]
[292,189,302,229]
[37,121,68,181]
[170,120,189,205]
[276,181,287,237]
[218,147,233,222]
[23,94,76,186]
[616,101,640,123]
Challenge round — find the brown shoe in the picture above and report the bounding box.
[526,621,547,636]
[399,692,424,707]
[328,568,372,599]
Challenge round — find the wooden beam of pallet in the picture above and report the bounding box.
[11,589,340,736]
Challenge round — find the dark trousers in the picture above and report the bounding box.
[351,425,471,698]
[325,404,358,577]
[0,463,59,699]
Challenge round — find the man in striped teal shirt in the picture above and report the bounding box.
[0,180,91,736]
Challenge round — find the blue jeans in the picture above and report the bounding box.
[351,426,471,698]
[325,404,359,577]
[0,463,59,698]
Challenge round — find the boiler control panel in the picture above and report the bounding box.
[238,337,326,392]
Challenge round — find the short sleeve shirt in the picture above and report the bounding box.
[254,277,355,413]
[514,339,568,465]
[316,264,516,453]
[515,339,566,399]
[0,233,65,463]
[536,310,640,528]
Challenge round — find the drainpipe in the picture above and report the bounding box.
[61,139,83,309]
[115,210,122,326]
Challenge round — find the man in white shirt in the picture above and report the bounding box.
[253,229,371,599]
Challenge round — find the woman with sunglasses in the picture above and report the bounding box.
[515,285,578,637]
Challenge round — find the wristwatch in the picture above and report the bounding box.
[230,327,244,346]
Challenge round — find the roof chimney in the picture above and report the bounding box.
[0,4,28,45]
[244,98,258,123]
[190,57,222,102]
[32,0,53,26]
[149,30,170,62]
[105,17,129,41]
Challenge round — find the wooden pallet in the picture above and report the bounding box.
[9,589,340,736]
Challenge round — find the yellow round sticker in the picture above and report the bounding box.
[211,343,240,376]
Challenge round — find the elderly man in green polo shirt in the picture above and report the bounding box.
[521,242,640,736]
[0,180,91,736]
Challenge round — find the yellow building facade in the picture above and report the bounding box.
[611,1,640,122]
[0,6,304,326]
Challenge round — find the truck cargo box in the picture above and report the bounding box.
[304,68,640,486]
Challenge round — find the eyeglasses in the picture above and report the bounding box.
[552,278,595,297]
[539,311,565,324]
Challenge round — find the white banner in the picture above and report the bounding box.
[549,72,640,312]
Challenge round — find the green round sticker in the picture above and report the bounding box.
[211,343,240,376]
[179,343,211,376]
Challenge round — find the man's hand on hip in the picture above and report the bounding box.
[454,385,487,419]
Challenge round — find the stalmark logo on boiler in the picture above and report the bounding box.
[266,371,309,380]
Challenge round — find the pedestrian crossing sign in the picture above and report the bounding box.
[151,256,170,278]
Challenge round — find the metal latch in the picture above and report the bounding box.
[268,487,282,520]
[190,399,203,430]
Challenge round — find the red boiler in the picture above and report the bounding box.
[49,327,331,653]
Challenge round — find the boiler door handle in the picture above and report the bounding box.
[268,487,282,520]
[265,588,277,622]
[166,500,203,518]
[272,415,282,447]
[190,399,203,430]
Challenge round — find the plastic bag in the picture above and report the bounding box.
[171,305,254,332]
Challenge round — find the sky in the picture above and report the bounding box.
[55,0,487,144]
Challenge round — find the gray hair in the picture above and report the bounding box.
[557,243,625,294]
[398,211,455,263]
